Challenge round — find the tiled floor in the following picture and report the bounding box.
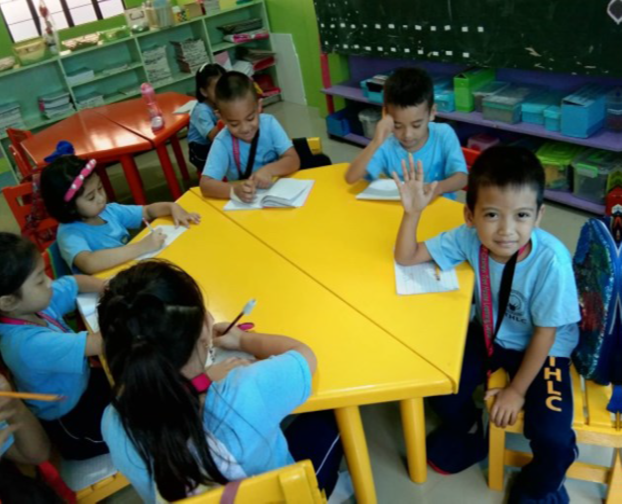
[0,101,610,503]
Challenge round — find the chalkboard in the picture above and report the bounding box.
[314,0,622,77]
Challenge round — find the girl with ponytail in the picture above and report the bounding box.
[99,260,343,502]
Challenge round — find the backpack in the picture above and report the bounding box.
[572,214,621,392]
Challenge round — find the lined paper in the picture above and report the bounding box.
[395,261,459,295]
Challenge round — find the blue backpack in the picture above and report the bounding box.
[573,213,621,414]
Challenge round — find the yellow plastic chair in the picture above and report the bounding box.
[177,461,326,504]
[307,137,323,156]
[487,365,622,503]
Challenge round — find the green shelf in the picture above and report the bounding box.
[0,56,59,78]
[152,72,194,89]
[205,0,263,19]
[69,62,145,88]
[59,37,135,59]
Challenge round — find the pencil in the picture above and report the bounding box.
[435,265,441,281]
[143,219,155,233]
[0,391,64,402]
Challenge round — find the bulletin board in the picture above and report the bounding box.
[313,0,622,77]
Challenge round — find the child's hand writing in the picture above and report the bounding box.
[392,155,438,215]
[171,204,201,228]
[374,113,395,144]
[485,386,525,429]
[212,322,244,351]
[233,180,257,203]
[206,357,253,382]
[140,229,166,254]
[250,167,274,189]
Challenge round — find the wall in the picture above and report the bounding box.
[264,0,348,116]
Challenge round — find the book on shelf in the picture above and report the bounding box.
[66,67,95,86]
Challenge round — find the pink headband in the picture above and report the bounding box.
[64,159,97,202]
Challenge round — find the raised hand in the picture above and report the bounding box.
[392,154,438,215]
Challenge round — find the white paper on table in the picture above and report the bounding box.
[135,225,189,261]
[77,292,99,332]
[174,100,197,115]
[356,179,400,201]
[394,261,459,295]
[60,454,117,491]
[224,179,314,211]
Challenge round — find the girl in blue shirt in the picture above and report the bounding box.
[0,233,109,461]
[188,64,226,174]
[41,155,201,274]
[99,260,342,502]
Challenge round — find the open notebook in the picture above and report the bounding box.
[225,179,315,211]
[395,261,459,295]
[77,292,99,332]
[135,225,189,261]
[357,179,401,201]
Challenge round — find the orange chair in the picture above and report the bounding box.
[8,144,34,181]
[462,147,480,170]
[7,128,34,175]
[2,182,58,252]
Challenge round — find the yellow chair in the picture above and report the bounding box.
[487,366,622,503]
[307,137,323,156]
[177,461,326,504]
[75,473,131,503]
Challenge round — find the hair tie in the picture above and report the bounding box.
[44,141,75,164]
[64,159,97,202]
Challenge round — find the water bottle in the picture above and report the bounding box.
[141,83,164,131]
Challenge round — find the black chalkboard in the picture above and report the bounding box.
[314,0,622,77]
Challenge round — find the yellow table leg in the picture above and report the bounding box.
[400,398,427,484]
[488,424,506,492]
[606,449,622,504]
[335,406,377,504]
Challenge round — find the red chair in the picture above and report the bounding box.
[8,145,34,181]
[7,128,34,174]
[2,182,58,252]
[462,147,480,170]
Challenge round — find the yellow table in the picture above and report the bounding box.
[105,192,452,504]
[190,165,475,392]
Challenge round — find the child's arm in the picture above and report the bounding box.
[393,156,438,265]
[207,125,220,142]
[432,172,469,197]
[200,177,257,203]
[0,376,50,465]
[74,232,166,275]
[74,275,106,294]
[84,331,103,357]
[144,203,201,228]
[345,114,394,184]
[250,147,300,189]
[486,327,557,429]
[213,324,317,374]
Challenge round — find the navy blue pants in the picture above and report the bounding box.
[284,411,343,497]
[189,142,211,174]
[429,325,577,499]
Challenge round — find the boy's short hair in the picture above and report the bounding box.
[384,67,434,110]
[215,71,258,105]
[466,146,545,212]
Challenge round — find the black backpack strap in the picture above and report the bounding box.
[494,250,520,340]
[243,131,260,180]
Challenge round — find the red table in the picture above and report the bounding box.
[94,92,194,201]
[22,110,153,205]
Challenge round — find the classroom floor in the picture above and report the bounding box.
[0,101,611,503]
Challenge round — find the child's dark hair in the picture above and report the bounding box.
[384,67,434,110]
[195,63,226,102]
[466,146,546,212]
[0,233,39,302]
[98,260,227,501]
[215,71,257,105]
[40,156,94,224]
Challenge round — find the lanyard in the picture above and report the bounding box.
[0,312,69,333]
[479,243,529,357]
[232,130,260,181]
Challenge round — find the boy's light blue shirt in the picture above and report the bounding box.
[102,351,311,503]
[367,123,467,200]
[188,102,218,146]
[57,203,143,271]
[426,226,580,357]
[202,114,293,181]
[0,277,90,421]
[0,421,14,457]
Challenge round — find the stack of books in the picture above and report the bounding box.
[39,91,75,120]
[172,39,208,74]
[237,48,276,72]
[76,92,105,110]
[66,67,95,86]
[0,102,25,135]
[143,46,172,83]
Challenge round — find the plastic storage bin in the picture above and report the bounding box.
[326,109,351,137]
[483,85,543,124]
[13,37,46,65]
[454,67,496,113]
[521,91,564,126]
[537,141,586,191]
[607,164,622,193]
[606,88,621,132]
[435,89,456,113]
[572,150,620,204]
[561,85,608,138]
[358,108,382,139]
[473,81,510,113]
[544,106,562,132]
[360,75,389,105]
[467,133,500,152]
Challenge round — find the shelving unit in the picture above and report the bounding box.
[0,0,279,186]
[321,58,621,215]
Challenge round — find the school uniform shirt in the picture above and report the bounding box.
[367,123,467,200]
[102,350,312,503]
[57,203,143,272]
[202,114,293,181]
[188,102,218,146]
[0,421,14,457]
[0,277,90,421]
[426,226,581,357]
